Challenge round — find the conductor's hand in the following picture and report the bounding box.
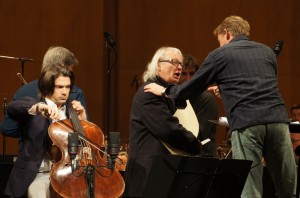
[144,83,165,96]
[207,86,221,99]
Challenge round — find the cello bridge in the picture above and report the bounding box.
[80,147,92,160]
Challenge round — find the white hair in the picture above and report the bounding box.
[142,47,182,82]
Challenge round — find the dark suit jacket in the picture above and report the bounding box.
[4,97,52,197]
[1,79,87,137]
[190,91,218,156]
[169,35,289,131]
[124,77,201,197]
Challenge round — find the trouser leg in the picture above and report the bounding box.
[28,173,50,198]
[231,127,264,198]
[264,123,297,198]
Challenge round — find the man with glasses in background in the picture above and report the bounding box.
[179,55,219,157]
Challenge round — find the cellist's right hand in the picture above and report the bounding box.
[33,102,61,120]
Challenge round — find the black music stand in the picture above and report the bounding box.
[289,122,300,133]
[289,122,300,197]
[143,155,252,198]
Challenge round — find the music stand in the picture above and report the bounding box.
[289,122,300,133]
[143,155,252,198]
[289,122,300,197]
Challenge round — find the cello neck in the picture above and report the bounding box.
[67,101,85,136]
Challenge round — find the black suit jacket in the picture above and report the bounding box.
[124,77,201,197]
[4,97,52,197]
[190,90,218,156]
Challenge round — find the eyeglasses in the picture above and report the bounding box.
[158,59,183,68]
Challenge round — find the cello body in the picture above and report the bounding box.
[48,119,125,198]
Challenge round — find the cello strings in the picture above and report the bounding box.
[53,114,123,167]
[52,120,116,159]
[68,106,92,166]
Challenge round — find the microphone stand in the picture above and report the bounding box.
[18,58,32,85]
[20,59,26,81]
[2,98,7,162]
[104,43,118,136]
[106,47,112,136]
[85,164,95,198]
[130,74,140,92]
[0,55,33,84]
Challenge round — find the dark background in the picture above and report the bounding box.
[1,0,299,155]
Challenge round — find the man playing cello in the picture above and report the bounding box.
[4,64,86,197]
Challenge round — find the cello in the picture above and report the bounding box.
[48,103,125,198]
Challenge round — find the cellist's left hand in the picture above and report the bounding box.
[71,100,87,121]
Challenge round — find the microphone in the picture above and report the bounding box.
[131,74,138,87]
[3,98,7,116]
[107,132,120,170]
[18,57,34,62]
[68,133,79,160]
[104,31,118,54]
[273,40,284,57]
